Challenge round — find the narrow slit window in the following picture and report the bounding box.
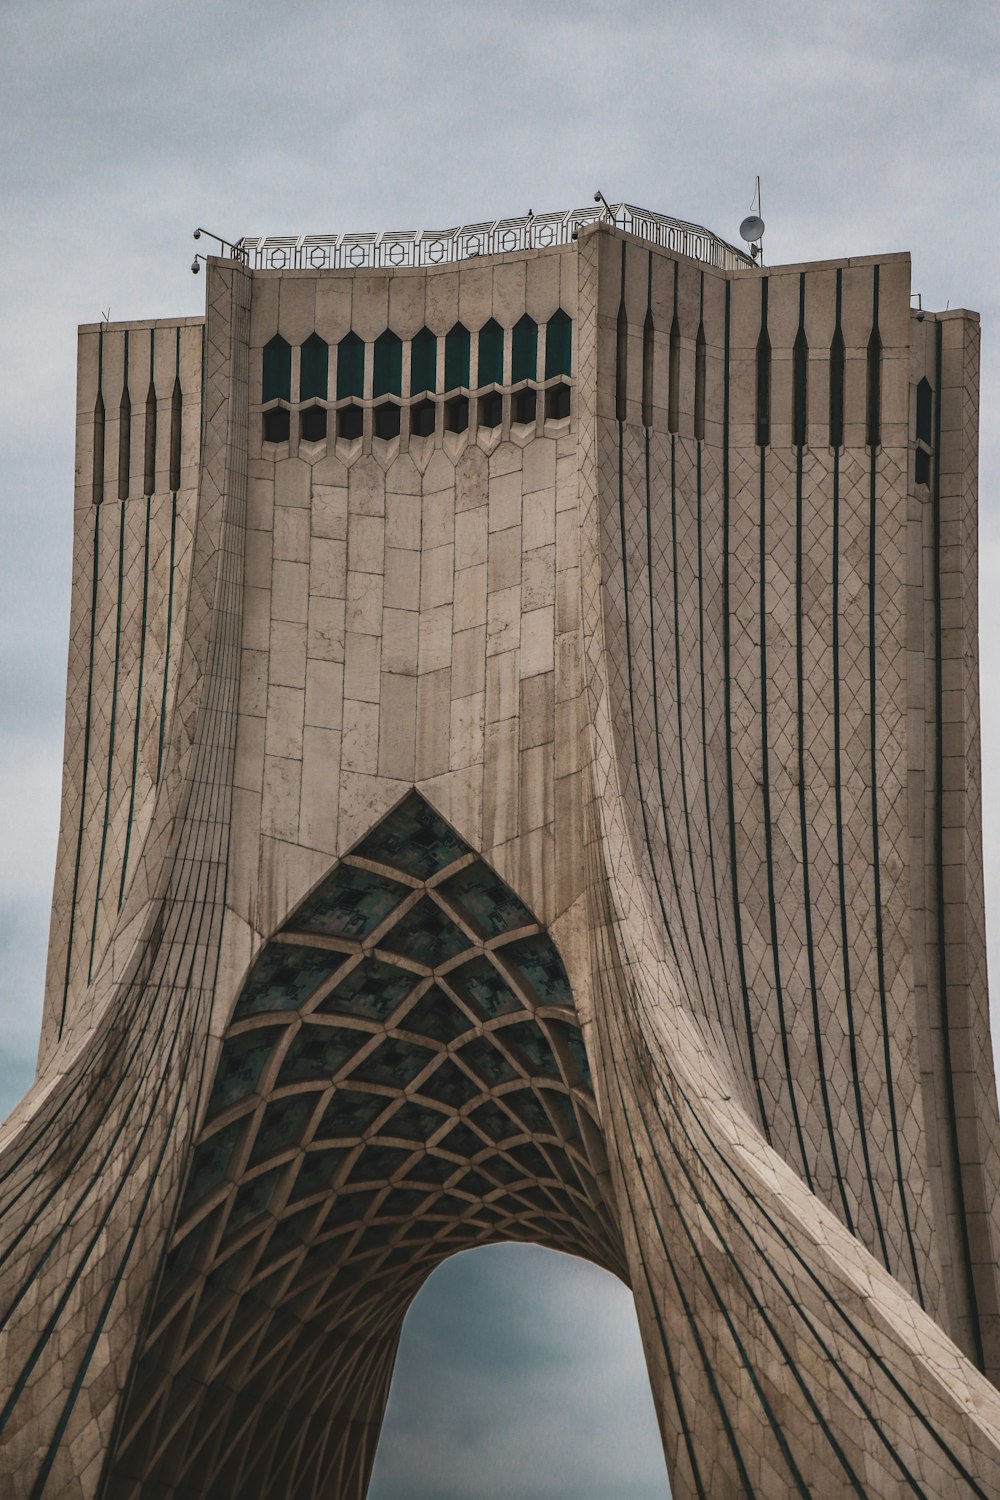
[793,327,808,447]
[93,392,106,505]
[143,377,157,496]
[914,376,933,486]
[410,327,437,397]
[169,377,182,490]
[616,299,628,422]
[118,383,132,500]
[867,326,882,448]
[262,335,292,404]
[668,315,681,434]
[829,327,845,448]
[544,309,572,379]
[756,329,771,448]
[915,376,933,445]
[336,332,365,401]
[511,315,537,385]
[373,331,402,399]
[641,310,654,429]
[445,323,470,392]
[300,334,329,402]
[477,319,503,387]
[694,324,706,442]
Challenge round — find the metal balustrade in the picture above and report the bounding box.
[232,203,754,274]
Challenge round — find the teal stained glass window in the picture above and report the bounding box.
[545,310,572,379]
[373,330,402,398]
[511,315,538,384]
[444,322,470,391]
[300,334,329,402]
[477,319,503,387]
[262,335,292,403]
[410,327,437,396]
[337,332,365,400]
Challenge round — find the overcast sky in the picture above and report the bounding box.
[2,2,999,1495]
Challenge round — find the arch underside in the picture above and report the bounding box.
[103,793,624,1500]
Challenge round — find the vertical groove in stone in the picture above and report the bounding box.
[118,331,131,502]
[143,328,156,497]
[616,242,628,422]
[830,274,845,449]
[694,321,706,443]
[867,268,882,449]
[92,400,106,506]
[668,260,680,435]
[642,319,654,429]
[793,275,808,448]
[642,254,654,429]
[755,278,771,448]
[169,377,182,493]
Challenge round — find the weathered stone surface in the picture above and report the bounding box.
[2,226,1000,1498]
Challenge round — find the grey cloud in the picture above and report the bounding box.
[368,1245,666,1500]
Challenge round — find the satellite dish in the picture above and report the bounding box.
[740,214,765,244]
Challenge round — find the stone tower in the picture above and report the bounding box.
[3,205,1000,1496]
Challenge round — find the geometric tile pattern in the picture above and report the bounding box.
[101,792,621,1499]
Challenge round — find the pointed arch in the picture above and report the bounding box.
[104,791,622,1499]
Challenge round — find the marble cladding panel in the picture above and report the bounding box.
[580,224,1000,1497]
[1,265,251,1496]
[229,254,584,987]
[39,320,205,1062]
[910,308,1000,1374]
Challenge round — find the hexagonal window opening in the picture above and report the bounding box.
[478,392,503,431]
[410,399,436,439]
[374,402,401,441]
[337,404,364,441]
[300,405,328,443]
[545,383,571,421]
[512,389,537,426]
[263,406,290,444]
[445,395,469,434]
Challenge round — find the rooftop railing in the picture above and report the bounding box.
[231,203,754,274]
